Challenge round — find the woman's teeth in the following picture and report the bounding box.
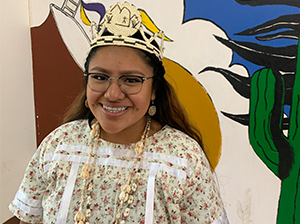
[103,105,128,113]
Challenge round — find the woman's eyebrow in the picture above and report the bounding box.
[121,70,145,76]
[90,66,145,76]
[89,66,110,74]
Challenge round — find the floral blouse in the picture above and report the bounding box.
[9,119,228,224]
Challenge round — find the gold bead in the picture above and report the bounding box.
[119,191,126,201]
[131,183,137,192]
[124,208,130,217]
[92,122,100,130]
[87,196,92,204]
[136,172,141,180]
[124,193,129,202]
[121,184,131,193]
[88,183,93,191]
[137,141,143,147]
[81,164,92,179]
[121,184,128,191]
[90,128,97,138]
[74,211,86,222]
[90,122,100,138]
[81,170,90,179]
[82,164,92,172]
[86,209,91,217]
[134,142,144,154]
[128,195,133,204]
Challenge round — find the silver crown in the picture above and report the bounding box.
[90,2,165,60]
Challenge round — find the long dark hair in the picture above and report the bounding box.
[63,32,204,150]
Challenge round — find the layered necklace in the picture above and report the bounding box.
[74,117,151,224]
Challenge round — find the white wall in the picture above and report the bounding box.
[0,0,36,222]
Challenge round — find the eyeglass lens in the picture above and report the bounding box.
[88,74,145,94]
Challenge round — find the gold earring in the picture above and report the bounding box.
[85,99,89,108]
[148,100,156,116]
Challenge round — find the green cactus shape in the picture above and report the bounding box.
[249,37,300,224]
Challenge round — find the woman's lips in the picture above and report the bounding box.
[102,104,128,113]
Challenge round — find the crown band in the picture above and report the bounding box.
[89,2,165,60]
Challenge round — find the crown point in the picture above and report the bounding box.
[89,2,164,61]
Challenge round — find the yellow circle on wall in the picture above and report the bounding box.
[163,58,222,171]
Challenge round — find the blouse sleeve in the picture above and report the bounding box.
[9,136,52,224]
[179,141,229,224]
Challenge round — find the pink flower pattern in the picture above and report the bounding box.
[9,119,225,223]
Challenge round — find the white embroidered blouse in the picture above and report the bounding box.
[9,119,228,224]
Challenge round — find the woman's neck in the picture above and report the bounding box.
[100,117,148,144]
[93,118,162,144]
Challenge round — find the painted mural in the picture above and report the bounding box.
[29,0,299,223]
[189,1,300,223]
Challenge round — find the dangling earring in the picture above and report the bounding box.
[148,100,156,116]
[85,99,89,108]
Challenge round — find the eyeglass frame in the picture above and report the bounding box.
[84,73,154,95]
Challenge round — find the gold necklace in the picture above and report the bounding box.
[74,117,151,224]
[115,116,151,224]
[74,121,100,224]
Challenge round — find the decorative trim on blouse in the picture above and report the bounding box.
[13,189,43,215]
[42,144,192,223]
[44,144,193,177]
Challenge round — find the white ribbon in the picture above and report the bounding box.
[145,163,160,224]
[13,190,43,215]
[56,159,80,224]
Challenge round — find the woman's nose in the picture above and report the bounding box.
[104,79,125,101]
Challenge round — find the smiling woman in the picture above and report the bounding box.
[85,46,156,143]
[9,2,228,224]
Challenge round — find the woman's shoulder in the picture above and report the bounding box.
[154,125,199,145]
[51,119,89,135]
[39,119,90,148]
[150,125,210,174]
[151,125,202,158]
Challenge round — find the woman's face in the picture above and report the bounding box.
[86,46,155,143]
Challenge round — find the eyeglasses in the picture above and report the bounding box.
[85,73,154,95]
